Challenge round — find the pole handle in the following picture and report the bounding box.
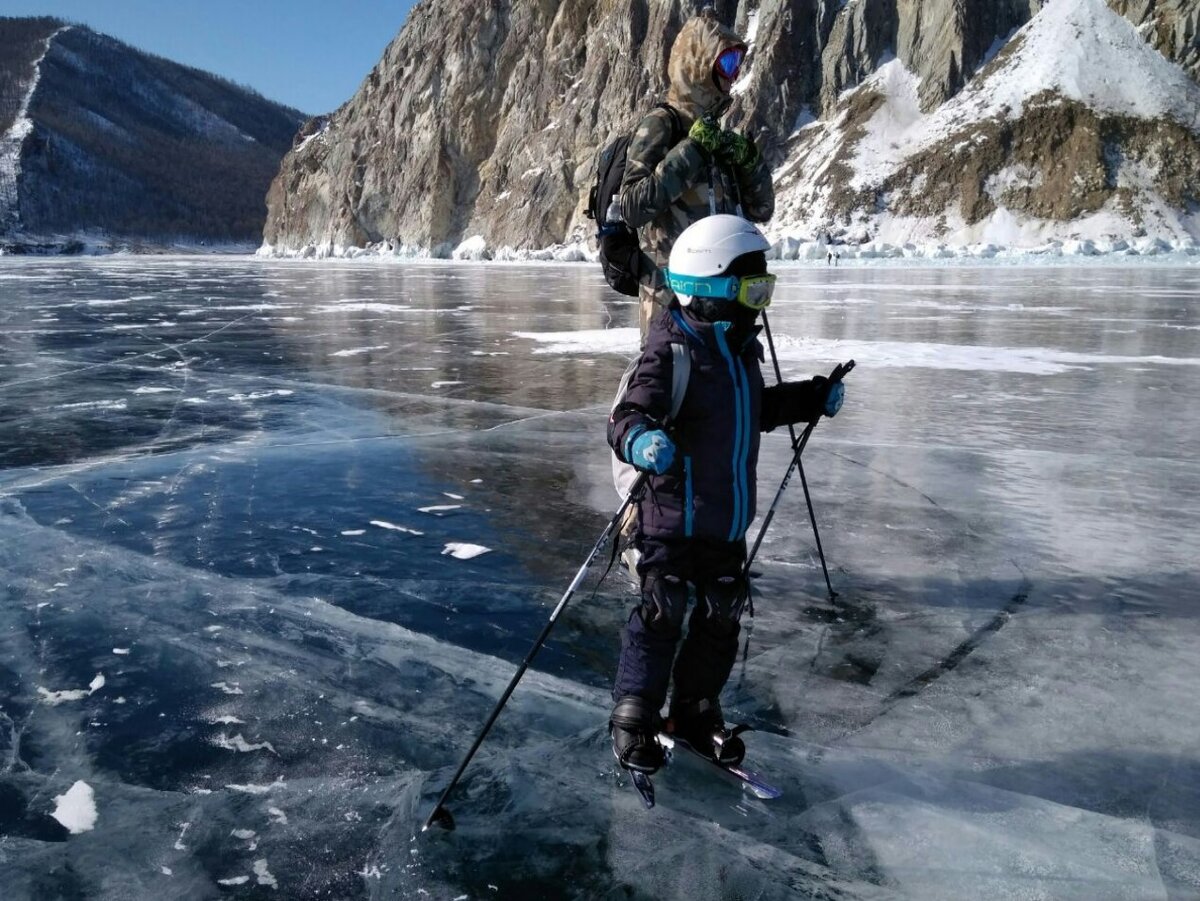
[825,359,855,390]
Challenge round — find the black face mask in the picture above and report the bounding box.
[688,297,732,323]
[688,297,760,339]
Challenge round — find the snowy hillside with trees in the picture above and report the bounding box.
[0,17,306,253]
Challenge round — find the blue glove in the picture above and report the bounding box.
[823,381,845,417]
[629,429,676,474]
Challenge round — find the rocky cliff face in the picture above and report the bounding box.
[266,0,684,255]
[1109,0,1200,77]
[264,0,1199,255]
[0,18,305,251]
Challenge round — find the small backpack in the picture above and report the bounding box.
[586,104,684,297]
[610,342,691,500]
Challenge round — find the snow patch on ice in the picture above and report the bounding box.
[370,520,424,535]
[226,778,285,795]
[253,859,278,889]
[54,399,128,412]
[229,390,294,402]
[50,781,97,834]
[515,328,639,355]
[331,345,389,357]
[38,672,105,704]
[213,733,277,754]
[313,303,411,314]
[441,543,491,560]
[516,327,1200,375]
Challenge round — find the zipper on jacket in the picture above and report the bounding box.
[684,455,694,538]
[714,322,746,542]
[733,350,752,538]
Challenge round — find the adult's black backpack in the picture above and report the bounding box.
[586,104,684,297]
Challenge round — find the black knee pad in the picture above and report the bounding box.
[695,574,748,635]
[639,571,688,637]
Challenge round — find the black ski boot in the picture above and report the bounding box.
[610,696,664,774]
[667,697,744,766]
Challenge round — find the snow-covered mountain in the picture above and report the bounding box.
[774,0,1200,252]
[263,0,1199,259]
[0,18,306,253]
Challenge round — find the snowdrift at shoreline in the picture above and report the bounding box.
[256,231,1200,265]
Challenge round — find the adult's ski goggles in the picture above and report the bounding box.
[715,47,746,80]
[667,271,777,311]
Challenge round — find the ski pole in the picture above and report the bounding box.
[750,310,853,597]
[744,357,854,589]
[423,470,649,832]
[745,353,855,586]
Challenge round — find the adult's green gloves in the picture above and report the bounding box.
[718,131,761,172]
[688,117,723,156]
[688,118,761,173]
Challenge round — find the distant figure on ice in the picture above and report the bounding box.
[618,8,775,344]
[606,215,846,772]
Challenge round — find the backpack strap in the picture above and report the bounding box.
[669,342,690,421]
[658,103,685,145]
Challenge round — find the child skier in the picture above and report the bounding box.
[607,215,845,773]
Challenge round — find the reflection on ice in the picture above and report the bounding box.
[0,258,1197,898]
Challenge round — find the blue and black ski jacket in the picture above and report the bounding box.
[608,305,817,544]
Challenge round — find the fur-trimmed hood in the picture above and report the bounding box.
[666,11,747,120]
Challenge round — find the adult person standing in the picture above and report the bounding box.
[619,8,775,343]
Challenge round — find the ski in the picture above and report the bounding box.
[658,730,782,800]
[620,728,780,809]
[630,769,656,809]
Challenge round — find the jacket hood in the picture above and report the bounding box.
[666,12,746,121]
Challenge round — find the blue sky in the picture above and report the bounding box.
[0,1,418,114]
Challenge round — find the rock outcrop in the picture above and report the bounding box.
[263,0,1199,255]
[774,0,1200,246]
[1109,0,1200,77]
[0,18,305,251]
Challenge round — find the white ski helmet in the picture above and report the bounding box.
[666,215,772,306]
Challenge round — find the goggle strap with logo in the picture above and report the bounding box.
[667,270,776,311]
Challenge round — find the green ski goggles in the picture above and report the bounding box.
[666,271,777,311]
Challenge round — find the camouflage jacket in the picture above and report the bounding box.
[618,13,775,311]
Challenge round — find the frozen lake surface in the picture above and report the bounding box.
[1,257,1198,899]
